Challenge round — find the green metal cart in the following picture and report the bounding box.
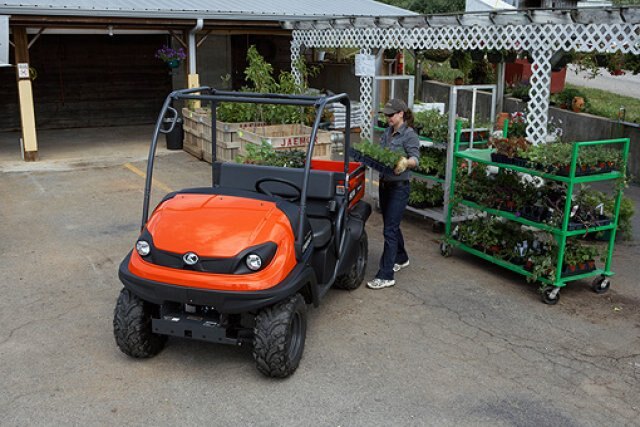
[440,129,631,304]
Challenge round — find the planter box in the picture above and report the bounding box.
[182,130,204,160]
[182,107,267,162]
[182,108,265,149]
[203,144,241,164]
[238,124,333,159]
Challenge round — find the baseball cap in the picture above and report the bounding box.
[381,99,408,115]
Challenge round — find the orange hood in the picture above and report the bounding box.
[146,194,294,257]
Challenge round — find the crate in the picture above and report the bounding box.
[182,108,265,149]
[183,129,203,159]
[202,138,242,163]
[238,124,334,159]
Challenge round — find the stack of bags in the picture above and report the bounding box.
[326,102,363,129]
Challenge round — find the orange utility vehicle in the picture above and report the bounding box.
[114,89,371,377]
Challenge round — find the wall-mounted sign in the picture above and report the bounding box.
[0,16,9,67]
[355,54,375,77]
[18,63,29,79]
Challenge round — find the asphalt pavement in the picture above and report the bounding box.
[565,65,640,99]
[1,143,639,426]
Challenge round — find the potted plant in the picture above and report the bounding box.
[155,45,187,68]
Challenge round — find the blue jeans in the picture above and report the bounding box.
[376,180,410,280]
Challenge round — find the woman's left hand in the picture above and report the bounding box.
[394,157,410,175]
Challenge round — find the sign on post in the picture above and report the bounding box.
[0,16,9,67]
[355,54,375,77]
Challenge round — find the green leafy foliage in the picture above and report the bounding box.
[416,146,446,177]
[351,139,403,169]
[216,46,320,125]
[409,180,444,208]
[378,0,465,14]
[237,141,306,168]
[578,188,635,240]
[413,110,449,143]
[552,87,589,109]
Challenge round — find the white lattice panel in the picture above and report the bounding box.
[292,23,640,142]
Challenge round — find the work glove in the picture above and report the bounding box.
[394,157,409,175]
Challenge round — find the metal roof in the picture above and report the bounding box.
[0,0,417,21]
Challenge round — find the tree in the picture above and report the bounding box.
[380,0,465,14]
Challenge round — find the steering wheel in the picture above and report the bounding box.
[255,177,302,202]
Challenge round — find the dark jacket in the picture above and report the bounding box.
[379,124,420,182]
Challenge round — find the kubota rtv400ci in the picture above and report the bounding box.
[113,89,371,377]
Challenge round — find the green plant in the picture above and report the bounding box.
[409,180,444,207]
[578,188,635,240]
[563,240,601,268]
[489,136,531,158]
[413,109,449,143]
[214,46,320,125]
[352,140,403,169]
[552,88,589,109]
[237,141,306,168]
[509,83,531,101]
[416,146,446,177]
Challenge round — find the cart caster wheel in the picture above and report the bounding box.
[440,242,452,257]
[541,286,560,305]
[591,276,610,294]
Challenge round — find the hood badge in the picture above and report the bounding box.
[183,252,199,265]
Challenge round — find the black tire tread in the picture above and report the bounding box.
[113,288,166,358]
[253,294,306,378]
[334,231,368,290]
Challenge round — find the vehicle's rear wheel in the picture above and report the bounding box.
[253,293,307,378]
[333,231,368,290]
[113,288,166,358]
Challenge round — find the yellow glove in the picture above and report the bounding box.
[394,157,410,175]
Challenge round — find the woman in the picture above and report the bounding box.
[367,99,420,290]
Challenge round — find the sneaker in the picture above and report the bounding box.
[393,260,410,272]
[367,278,396,290]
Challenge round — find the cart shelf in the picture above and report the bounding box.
[446,239,613,287]
[455,148,625,183]
[459,200,617,236]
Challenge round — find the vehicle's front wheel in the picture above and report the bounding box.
[253,293,307,378]
[334,231,368,290]
[113,288,166,358]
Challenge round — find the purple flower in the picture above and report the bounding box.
[155,45,187,62]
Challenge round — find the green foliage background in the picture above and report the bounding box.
[380,0,465,14]
[382,0,638,13]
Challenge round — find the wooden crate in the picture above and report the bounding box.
[182,107,265,149]
[203,144,242,164]
[238,124,334,159]
[182,129,203,160]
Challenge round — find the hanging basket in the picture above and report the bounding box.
[487,50,502,64]
[166,59,181,69]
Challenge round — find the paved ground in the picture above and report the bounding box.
[1,134,639,426]
[565,65,640,100]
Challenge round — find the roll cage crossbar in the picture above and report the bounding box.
[143,87,353,252]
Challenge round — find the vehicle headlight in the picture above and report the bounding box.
[136,240,151,256]
[245,254,262,271]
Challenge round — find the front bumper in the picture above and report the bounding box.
[119,252,316,313]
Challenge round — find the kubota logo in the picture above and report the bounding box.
[183,252,199,265]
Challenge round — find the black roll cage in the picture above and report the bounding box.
[142,87,353,252]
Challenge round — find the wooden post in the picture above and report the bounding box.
[13,27,39,161]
